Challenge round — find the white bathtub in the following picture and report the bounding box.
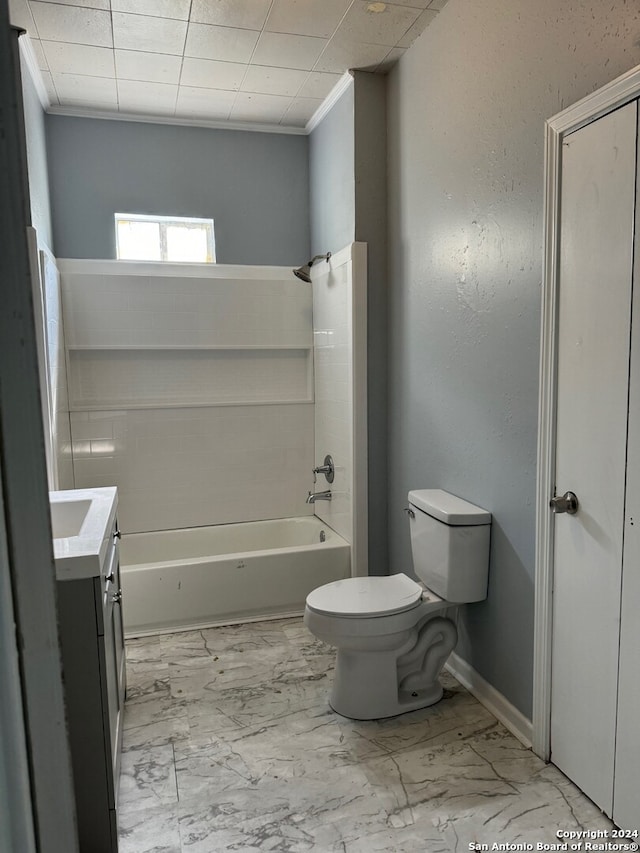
[120,516,350,636]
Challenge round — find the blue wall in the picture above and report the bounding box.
[46,115,310,265]
[19,48,53,250]
[309,74,389,576]
[387,0,640,716]
[309,82,355,258]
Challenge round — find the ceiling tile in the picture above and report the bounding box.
[180,57,247,91]
[314,35,389,73]
[230,92,292,123]
[241,65,308,97]
[396,8,437,47]
[42,40,115,76]
[265,0,351,39]
[185,22,260,63]
[30,3,113,47]
[376,45,405,70]
[21,0,444,126]
[112,12,187,54]
[175,85,237,119]
[111,0,191,20]
[40,70,59,103]
[117,79,178,113]
[282,96,323,127]
[32,0,109,8]
[337,0,421,46]
[30,38,50,70]
[115,49,182,84]
[52,71,117,106]
[252,31,327,71]
[9,0,37,30]
[190,0,271,31]
[296,70,342,99]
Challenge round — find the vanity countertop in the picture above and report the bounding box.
[50,486,118,581]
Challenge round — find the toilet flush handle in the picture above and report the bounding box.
[404,507,415,519]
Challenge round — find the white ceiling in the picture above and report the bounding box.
[9,0,445,131]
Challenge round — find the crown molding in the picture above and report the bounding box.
[18,34,50,111]
[305,71,354,134]
[46,104,308,135]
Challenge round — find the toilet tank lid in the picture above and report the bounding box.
[408,489,491,526]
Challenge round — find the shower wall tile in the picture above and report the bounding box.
[71,405,315,533]
[62,269,312,349]
[41,247,75,489]
[62,263,315,534]
[312,257,353,544]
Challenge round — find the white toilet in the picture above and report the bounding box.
[304,489,491,720]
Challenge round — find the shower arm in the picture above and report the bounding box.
[309,253,331,267]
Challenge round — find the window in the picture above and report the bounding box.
[115,214,216,263]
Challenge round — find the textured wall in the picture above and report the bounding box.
[309,81,355,257]
[19,48,53,250]
[311,75,389,574]
[387,0,640,716]
[353,72,388,576]
[46,115,310,265]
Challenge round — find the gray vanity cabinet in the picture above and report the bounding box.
[57,521,126,853]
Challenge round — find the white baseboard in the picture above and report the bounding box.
[446,652,533,748]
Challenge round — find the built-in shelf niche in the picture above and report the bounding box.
[67,346,313,411]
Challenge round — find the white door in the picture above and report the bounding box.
[612,110,640,830]
[551,101,636,816]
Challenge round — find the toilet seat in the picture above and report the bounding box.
[306,573,425,618]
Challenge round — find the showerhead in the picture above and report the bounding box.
[293,264,312,283]
[293,252,331,282]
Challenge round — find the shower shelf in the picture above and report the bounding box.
[66,345,314,412]
[66,344,312,351]
[68,398,314,412]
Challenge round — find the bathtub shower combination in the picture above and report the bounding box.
[59,248,366,637]
[120,517,350,635]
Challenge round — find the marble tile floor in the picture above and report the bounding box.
[118,617,612,852]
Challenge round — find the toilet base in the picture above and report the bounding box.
[330,682,444,720]
[327,615,457,720]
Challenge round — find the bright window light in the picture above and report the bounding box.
[115,214,216,263]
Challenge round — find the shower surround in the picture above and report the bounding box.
[60,260,315,533]
[59,250,365,630]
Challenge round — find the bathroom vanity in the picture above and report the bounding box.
[51,487,125,853]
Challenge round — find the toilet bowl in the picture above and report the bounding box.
[304,490,491,720]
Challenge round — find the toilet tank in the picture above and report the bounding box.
[408,489,491,603]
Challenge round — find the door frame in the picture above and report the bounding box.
[1,22,79,852]
[533,62,640,761]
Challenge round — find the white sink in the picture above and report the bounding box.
[50,499,92,539]
[50,487,118,580]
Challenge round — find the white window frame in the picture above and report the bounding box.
[114,213,216,263]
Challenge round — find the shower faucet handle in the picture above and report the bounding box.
[313,454,335,484]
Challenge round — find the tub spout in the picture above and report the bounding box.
[306,490,332,504]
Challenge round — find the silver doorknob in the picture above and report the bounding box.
[550,491,579,515]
